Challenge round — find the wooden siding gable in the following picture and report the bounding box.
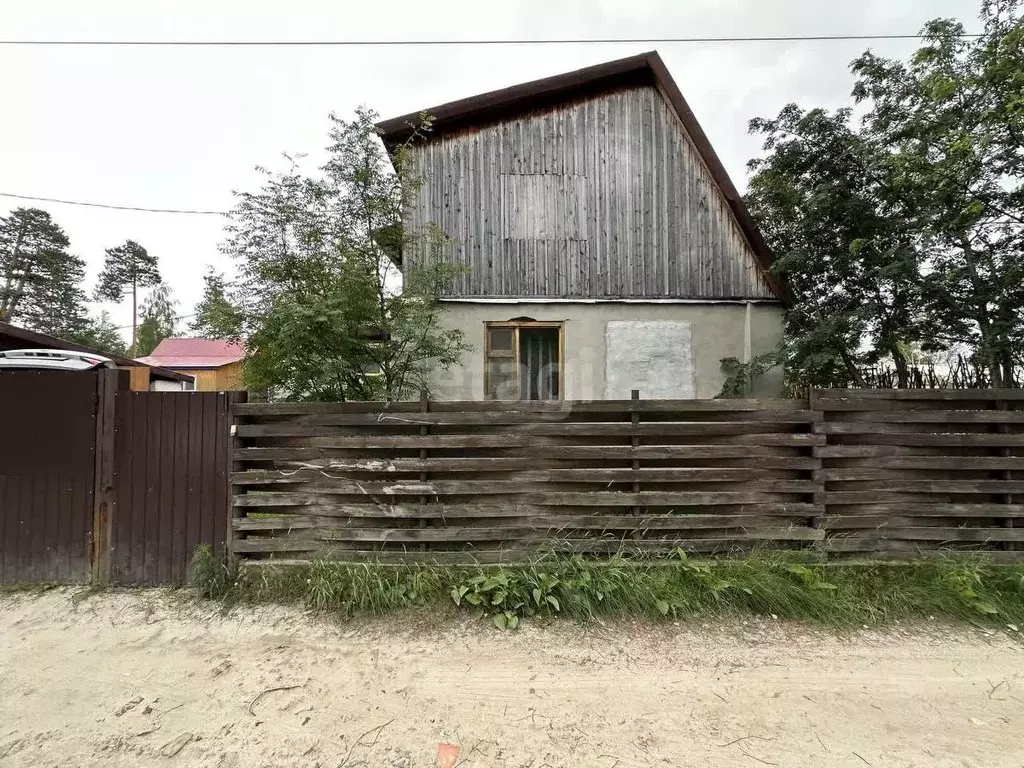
[403,84,776,300]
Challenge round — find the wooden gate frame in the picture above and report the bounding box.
[91,369,129,585]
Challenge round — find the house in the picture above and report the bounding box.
[136,338,245,391]
[0,321,194,391]
[377,51,785,400]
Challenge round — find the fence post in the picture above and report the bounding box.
[993,398,1016,552]
[91,368,123,585]
[808,390,826,543]
[419,389,430,553]
[225,390,249,568]
[631,389,641,517]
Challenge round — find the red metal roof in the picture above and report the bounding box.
[136,338,245,369]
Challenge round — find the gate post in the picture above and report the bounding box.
[92,368,127,585]
[225,390,249,568]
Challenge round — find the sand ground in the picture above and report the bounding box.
[1,588,1022,767]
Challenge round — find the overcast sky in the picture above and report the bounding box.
[0,0,980,341]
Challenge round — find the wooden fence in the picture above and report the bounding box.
[231,390,1024,564]
[813,389,1024,558]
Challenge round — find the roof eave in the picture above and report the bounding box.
[0,322,195,383]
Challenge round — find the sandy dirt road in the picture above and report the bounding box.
[0,589,1022,768]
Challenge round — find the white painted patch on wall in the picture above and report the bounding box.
[604,321,695,398]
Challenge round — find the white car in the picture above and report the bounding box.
[0,348,117,371]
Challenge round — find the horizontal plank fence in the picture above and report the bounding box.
[812,389,1024,559]
[231,396,826,564]
[232,389,1024,565]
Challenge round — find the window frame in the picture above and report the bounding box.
[484,320,565,401]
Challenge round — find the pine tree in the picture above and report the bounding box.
[0,207,92,339]
[94,239,161,356]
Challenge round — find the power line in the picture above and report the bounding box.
[0,192,228,216]
[0,33,985,47]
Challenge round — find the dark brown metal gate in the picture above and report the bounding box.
[0,370,98,583]
[111,390,232,585]
[1,369,232,585]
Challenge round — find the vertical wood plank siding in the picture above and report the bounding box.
[405,85,775,300]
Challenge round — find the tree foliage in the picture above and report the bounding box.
[0,207,92,339]
[747,0,1024,389]
[95,239,161,356]
[135,282,178,357]
[222,107,469,401]
[71,311,129,358]
[190,268,243,339]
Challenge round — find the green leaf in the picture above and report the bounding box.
[655,599,671,616]
[492,591,505,606]
[546,596,561,612]
[532,588,542,605]
[493,613,508,631]
[507,614,519,630]
[973,601,1000,616]
[450,587,462,606]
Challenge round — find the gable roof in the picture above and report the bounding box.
[377,51,785,301]
[136,337,245,370]
[0,321,193,383]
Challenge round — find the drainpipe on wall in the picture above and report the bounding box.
[743,301,753,364]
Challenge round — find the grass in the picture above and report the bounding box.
[191,545,1024,632]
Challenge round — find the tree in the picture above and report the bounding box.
[70,311,129,358]
[0,207,93,339]
[190,268,243,339]
[745,0,1024,389]
[222,107,468,401]
[746,106,923,389]
[94,239,161,356]
[135,282,178,357]
[851,0,1024,386]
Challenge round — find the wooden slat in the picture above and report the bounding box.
[232,528,826,554]
[231,468,814,485]
[824,480,1024,493]
[812,388,1024,401]
[830,527,1024,543]
[234,445,821,462]
[235,491,821,508]
[819,457,1024,471]
[246,409,820,426]
[235,430,824,448]
[837,410,1024,423]
[238,421,813,437]
[826,503,1024,516]
[234,517,317,532]
[234,398,810,416]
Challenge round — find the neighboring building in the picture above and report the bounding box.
[377,51,786,400]
[0,321,193,391]
[136,338,245,391]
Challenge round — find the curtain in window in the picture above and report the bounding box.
[519,328,559,400]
